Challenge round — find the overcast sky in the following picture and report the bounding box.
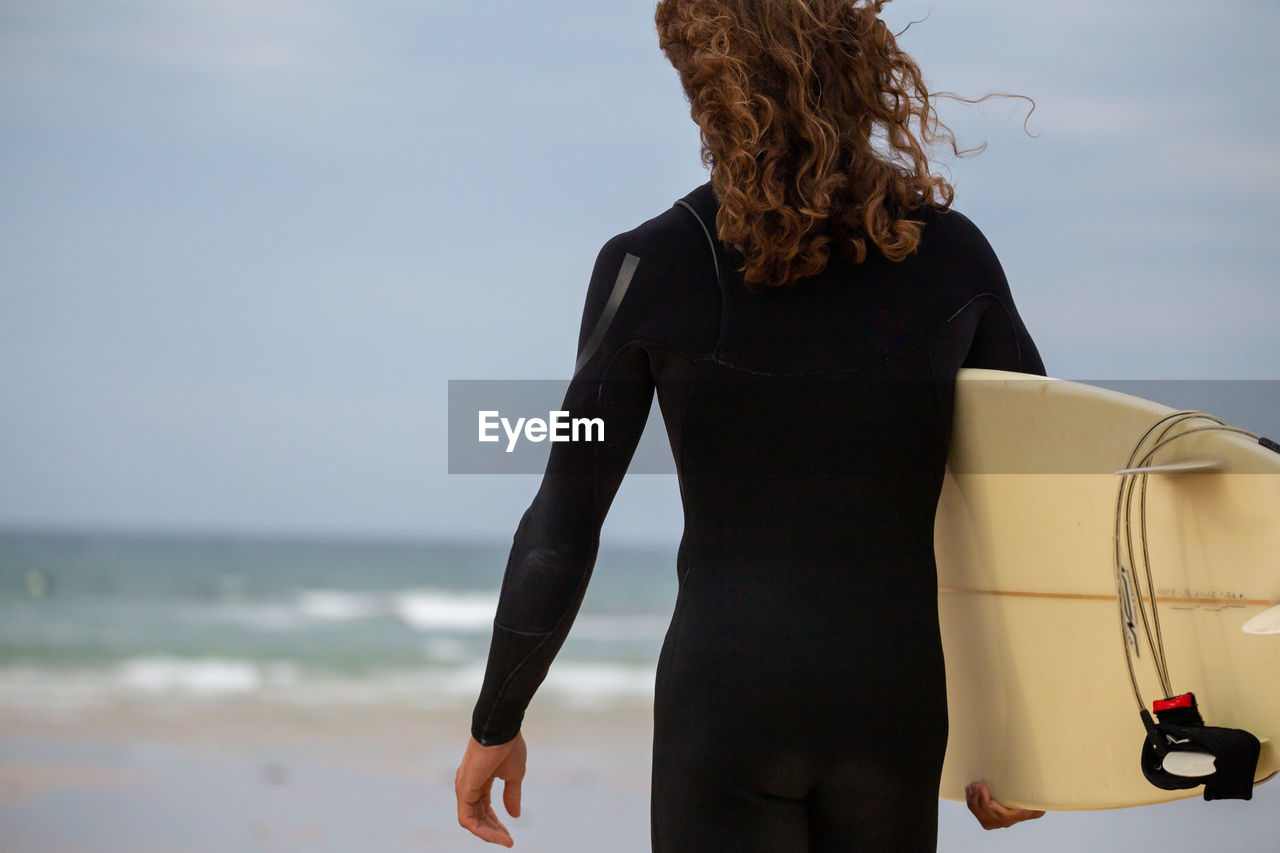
[2,0,1278,541]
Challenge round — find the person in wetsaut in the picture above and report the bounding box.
[456,1,1046,848]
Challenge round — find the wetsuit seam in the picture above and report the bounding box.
[478,626,553,740]
[479,537,602,740]
[673,200,720,282]
[621,338,711,365]
[943,291,999,325]
[987,294,1024,366]
[491,620,554,637]
[670,198,732,362]
[709,338,929,377]
[592,339,656,411]
[944,290,1023,368]
[704,292,1015,378]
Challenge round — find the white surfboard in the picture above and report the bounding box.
[935,369,1280,810]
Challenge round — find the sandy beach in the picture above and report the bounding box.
[10,696,1280,850]
[0,701,656,853]
[5,699,1280,852]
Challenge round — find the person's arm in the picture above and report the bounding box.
[457,235,656,846]
[471,234,655,746]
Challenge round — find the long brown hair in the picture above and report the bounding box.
[656,0,994,288]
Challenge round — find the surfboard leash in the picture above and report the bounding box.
[1112,411,1269,800]
[1112,410,1218,700]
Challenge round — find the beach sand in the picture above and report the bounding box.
[0,702,654,853]
[3,701,1278,852]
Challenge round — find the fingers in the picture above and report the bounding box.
[498,735,526,819]
[457,778,514,847]
[964,780,1046,830]
[458,800,513,847]
[457,735,525,846]
[965,781,997,828]
[503,777,522,818]
[988,798,1045,824]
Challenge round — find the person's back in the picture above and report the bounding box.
[456,2,1047,850]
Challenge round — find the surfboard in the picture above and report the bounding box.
[934,368,1280,810]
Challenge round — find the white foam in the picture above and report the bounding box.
[540,662,656,708]
[0,658,656,714]
[294,589,380,621]
[573,614,669,641]
[116,656,296,695]
[192,586,502,634]
[391,590,497,632]
[197,602,311,631]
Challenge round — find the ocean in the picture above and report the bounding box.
[0,529,678,718]
[5,528,1280,852]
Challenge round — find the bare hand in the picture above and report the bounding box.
[455,732,527,847]
[965,780,1045,830]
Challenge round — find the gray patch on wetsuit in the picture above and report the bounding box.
[574,252,640,375]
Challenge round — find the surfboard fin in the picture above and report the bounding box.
[1140,693,1262,800]
[1241,605,1280,635]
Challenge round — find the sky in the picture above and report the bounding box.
[2,0,1279,541]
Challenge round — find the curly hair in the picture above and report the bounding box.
[656,0,976,288]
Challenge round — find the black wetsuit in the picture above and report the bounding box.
[471,182,1045,851]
